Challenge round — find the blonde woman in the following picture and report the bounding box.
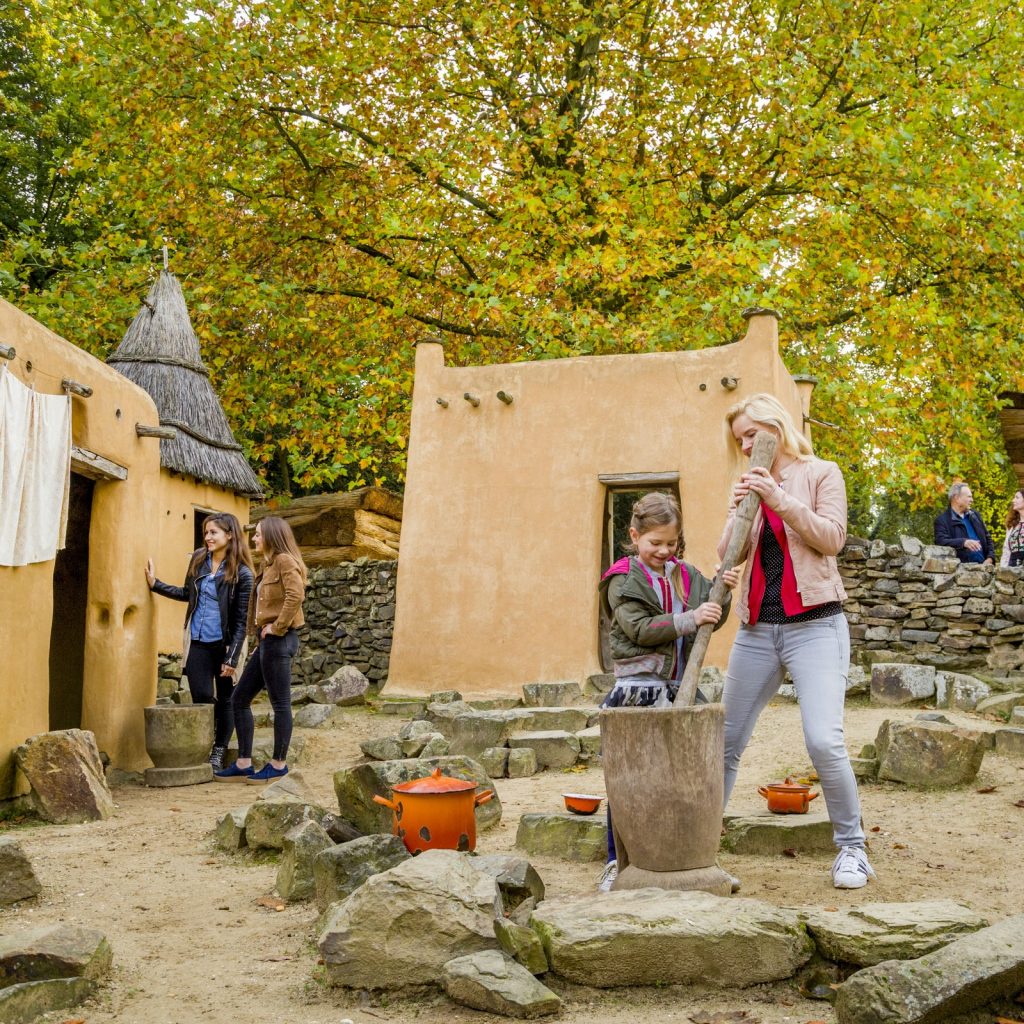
[718,393,874,890]
[215,516,307,784]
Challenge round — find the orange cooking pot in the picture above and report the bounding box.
[372,768,494,854]
[758,777,819,814]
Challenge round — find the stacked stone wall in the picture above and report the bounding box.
[841,537,1024,676]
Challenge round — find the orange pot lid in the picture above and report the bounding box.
[391,768,477,794]
[764,777,812,792]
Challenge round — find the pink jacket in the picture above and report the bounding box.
[718,456,848,624]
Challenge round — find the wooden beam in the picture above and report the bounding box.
[71,446,127,481]
[598,472,680,487]
[136,423,177,439]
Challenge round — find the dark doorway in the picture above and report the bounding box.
[598,476,681,672]
[49,473,94,730]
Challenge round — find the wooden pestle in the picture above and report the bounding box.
[675,430,778,706]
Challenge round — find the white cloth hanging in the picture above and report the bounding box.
[0,366,72,566]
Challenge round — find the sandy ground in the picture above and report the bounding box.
[3,698,1023,1024]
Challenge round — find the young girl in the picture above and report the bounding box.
[719,393,874,890]
[597,492,739,890]
[146,513,255,770]
[215,515,306,784]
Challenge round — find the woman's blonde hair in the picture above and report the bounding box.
[724,393,813,466]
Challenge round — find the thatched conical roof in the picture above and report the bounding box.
[108,270,263,498]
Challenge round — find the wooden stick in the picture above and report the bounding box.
[675,430,777,706]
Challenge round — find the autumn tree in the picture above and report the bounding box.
[8,0,1024,515]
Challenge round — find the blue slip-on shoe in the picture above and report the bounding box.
[213,762,255,782]
[245,763,288,785]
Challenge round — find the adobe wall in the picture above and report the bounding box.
[388,311,808,697]
[0,298,162,797]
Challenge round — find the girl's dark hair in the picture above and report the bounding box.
[1005,491,1024,530]
[625,492,684,554]
[257,516,308,585]
[188,513,254,583]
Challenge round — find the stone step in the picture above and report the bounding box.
[515,812,607,862]
[720,811,835,855]
[507,731,581,769]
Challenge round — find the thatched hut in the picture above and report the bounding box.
[108,270,263,653]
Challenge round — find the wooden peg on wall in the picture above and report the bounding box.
[463,393,480,407]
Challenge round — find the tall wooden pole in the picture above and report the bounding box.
[675,430,777,706]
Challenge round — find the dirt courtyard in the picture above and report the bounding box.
[3,698,1023,1024]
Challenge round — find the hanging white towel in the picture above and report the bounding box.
[0,366,72,566]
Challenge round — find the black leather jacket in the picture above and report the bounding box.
[151,554,254,666]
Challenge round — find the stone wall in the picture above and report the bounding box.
[841,537,1024,676]
[291,560,396,688]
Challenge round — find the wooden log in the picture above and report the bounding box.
[363,488,404,521]
[676,430,777,706]
[354,509,402,546]
[252,486,403,523]
[300,539,398,565]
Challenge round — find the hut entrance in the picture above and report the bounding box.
[49,472,94,730]
[598,473,681,672]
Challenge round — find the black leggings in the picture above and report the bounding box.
[184,640,234,748]
[230,630,298,762]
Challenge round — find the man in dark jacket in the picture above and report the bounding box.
[934,483,995,564]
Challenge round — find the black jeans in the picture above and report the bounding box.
[184,640,234,748]
[230,629,299,762]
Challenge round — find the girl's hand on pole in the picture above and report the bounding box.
[740,466,783,509]
[693,602,723,626]
[716,567,742,590]
[145,558,155,588]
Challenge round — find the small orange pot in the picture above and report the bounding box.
[373,768,493,854]
[758,777,819,814]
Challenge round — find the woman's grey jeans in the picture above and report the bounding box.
[722,613,865,848]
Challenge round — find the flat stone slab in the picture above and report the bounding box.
[518,707,593,733]
[802,901,988,966]
[378,700,427,716]
[530,889,813,988]
[975,691,1024,718]
[0,836,41,905]
[515,813,607,862]
[507,731,581,769]
[443,949,561,1017]
[720,812,835,855]
[145,763,212,787]
[834,912,1024,1024]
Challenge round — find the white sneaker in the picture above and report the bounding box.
[597,860,618,893]
[831,847,876,889]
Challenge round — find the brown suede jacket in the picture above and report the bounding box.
[247,553,306,639]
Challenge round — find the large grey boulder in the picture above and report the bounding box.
[315,664,370,706]
[13,730,114,823]
[834,913,1024,1024]
[875,719,986,787]
[318,850,502,988]
[720,812,835,855]
[479,746,510,778]
[292,703,337,729]
[423,702,530,756]
[870,664,936,706]
[472,853,545,913]
[0,978,93,1023]
[515,813,607,862]
[313,834,410,911]
[935,672,991,710]
[531,889,813,987]
[276,820,333,902]
[507,748,538,778]
[333,756,501,834]
[244,800,328,850]
[802,901,988,966]
[507,731,581,769]
[0,836,41,905]
[443,950,561,1018]
[359,736,404,761]
[522,682,583,707]
[0,924,112,985]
